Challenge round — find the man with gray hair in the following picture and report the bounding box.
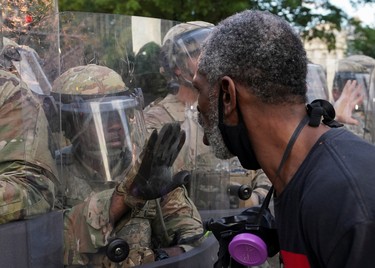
[193,10,375,267]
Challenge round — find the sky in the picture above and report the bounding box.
[329,0,375,27]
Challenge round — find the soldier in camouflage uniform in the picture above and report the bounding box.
[144,22,271,210]
[0,43,59,224]
[51,64,203,267]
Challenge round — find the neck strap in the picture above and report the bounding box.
[256,115,310,223]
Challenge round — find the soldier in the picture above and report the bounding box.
[51,64,204,267]
[144,21,271,210]
[0,43,59,224]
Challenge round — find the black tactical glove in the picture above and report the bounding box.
[117,123,189,202]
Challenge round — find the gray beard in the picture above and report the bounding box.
[206,94,234,160]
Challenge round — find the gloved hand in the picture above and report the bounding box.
[116,123,190,205]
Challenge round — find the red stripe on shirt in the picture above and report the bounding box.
[281,250,310,268]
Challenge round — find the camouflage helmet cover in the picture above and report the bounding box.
[51,64,127,97]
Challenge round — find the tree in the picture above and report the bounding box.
[58,0,375,52]
[347,18,375,58]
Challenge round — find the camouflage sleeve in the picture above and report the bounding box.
[0,69,58,224]
[0,161,56,224]
[247,169,272,206]
[151,186,204,252]
[63,189,114,265]
[143,100,175,132]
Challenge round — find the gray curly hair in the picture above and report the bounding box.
[198,10,308,104]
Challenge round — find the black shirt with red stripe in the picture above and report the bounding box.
[275,128,375,268]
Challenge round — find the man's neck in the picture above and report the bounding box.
[243,103,329,194]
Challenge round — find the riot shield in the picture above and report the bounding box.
[306,62,329,102]
[0,30,63,267]
[367,67,375,143]
[332,58,372,142]
[49,12,223,267]
[344,55,375,144]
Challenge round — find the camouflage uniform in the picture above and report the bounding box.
[51,65,204,267]
[0,61,58,224]
[61,148,203,267]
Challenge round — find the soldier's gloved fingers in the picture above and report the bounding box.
[158,128,185,164]
[138,129,158,167]
[168,130,186,165]
[154,123,180,152]
[154,123,182,164]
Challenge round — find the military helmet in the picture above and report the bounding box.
[160,21,213,90]
[51,65,146,166]
[51,64,127,97]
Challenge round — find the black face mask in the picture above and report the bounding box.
[217,88,261,170]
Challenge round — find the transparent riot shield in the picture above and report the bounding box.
[0,65,63,267]
[344,55,375,144]
[366,68,375,143]
[306,62,329,102]
[0,6,63,265]
[332,58,372,142]
[49,12,224,267]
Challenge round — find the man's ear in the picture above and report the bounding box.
[220,76,238,124]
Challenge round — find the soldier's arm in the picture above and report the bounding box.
[0,70,58,224]
[247,169,272,207]
[151,186,204,255]
[63,189,116,265]
[0,161,56,224]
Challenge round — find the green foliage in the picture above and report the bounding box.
[58,0,375,56]
[347,19,375,58]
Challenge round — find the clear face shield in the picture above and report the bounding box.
[306,63,329,102]
[169,27,212,88]
[59,93,146,183]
